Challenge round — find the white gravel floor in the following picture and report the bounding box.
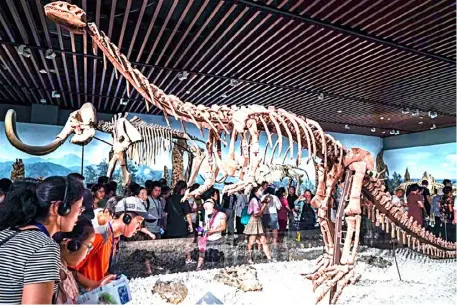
[128,247,457,305]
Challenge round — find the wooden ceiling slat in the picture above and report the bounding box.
[396,13,455,44]
[96,0,117,109]
[70,32,81,107]
[33,0,68,107]
[90,0,101,106]
[81,0,88,104]
[357,0,416,32]
[56,25,74,108]
[0,47,30,101]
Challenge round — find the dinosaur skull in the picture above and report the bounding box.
[44,1,86,35]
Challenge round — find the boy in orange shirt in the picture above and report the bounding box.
[72,196,156,289]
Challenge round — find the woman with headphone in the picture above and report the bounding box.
[0,176,84,304]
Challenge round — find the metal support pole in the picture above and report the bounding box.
[80,145,85,175]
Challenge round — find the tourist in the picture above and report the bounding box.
[54,217,95,304]
[0,176,84,304]
[97,176,109,185]
[144,182,165,240]
[197,188,227,271]
[91,184,106,209]
[443,179,452,187]
[222,188,237,235]
[287,186,298,230]
[406,184,424,226]
[73,196,155,290]
[244,185,273,263]
[261,187,282,244]
[188,183,200,235]
[276,187,291,233]
[440,186,455,242]
[145,180,154,195]
[235,190,248,235]
[105,181,118,199]
[295,190,316,230]
[261,181,269,192]
[159,178,168,187]
[421,180,432,217]
[392,188,406,213]
[161,185,171,200]
[430,188,444,238]
[165,181,193,238]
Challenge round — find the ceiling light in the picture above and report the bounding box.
[428,111,437,119]
[382,131,386,134]
[177,71,188,81]
[45,49,56,60]
[344,124,350,130]
[337,110,342,113]
[221,93,228,98]
[395,130,400,135]
[206,93,211,97]
[418,121,423,125]
[39,69,47,74]
[318,93,324,101]
[51,91,60,98]
[120,98,128,105]
[39,98,46,104]
[387,118,391,121]
[370,128,376,132]
[401,107,410,114]
[380,116,384,120]
[411,109,420,116]
[230,79,241,87]
[185,91,190,94]
[49,69,57,73]
[389,130,395,135]
[419,116,423,119]
[17,45,31,58]
[430,124,436,130]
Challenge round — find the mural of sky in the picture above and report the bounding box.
[0,116,382,188]
[384,143,457,180]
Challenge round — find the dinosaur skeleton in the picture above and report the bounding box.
[5,102,202,187]
[42,3,457,303]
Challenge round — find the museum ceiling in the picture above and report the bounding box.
[0,0,455,137]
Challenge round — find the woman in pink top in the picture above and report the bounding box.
[243,185,273,264]
[406,184,424,226]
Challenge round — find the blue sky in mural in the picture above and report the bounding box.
[384,143,457,180]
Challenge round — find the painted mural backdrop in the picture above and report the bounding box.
[384,143,457,191]
[0,118,382,192]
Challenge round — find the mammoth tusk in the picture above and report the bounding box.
[4,109,66,155]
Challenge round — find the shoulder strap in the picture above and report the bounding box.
[171,200,186,222]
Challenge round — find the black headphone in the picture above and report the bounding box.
[122,198,132,225]
[57,176,71,216]
[66,239,81,252]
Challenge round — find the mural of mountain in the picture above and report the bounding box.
[48,154,93,168]
[0,161,73,179]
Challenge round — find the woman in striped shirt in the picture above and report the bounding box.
[0,176,84,304]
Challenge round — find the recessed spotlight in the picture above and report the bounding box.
[337,110,342,113]
[45,49,56,60]
[17,45,31,58]
[39,98,46,104]
[230,79,241,87]
[428,111,437,119]
[39,69,47,74]
[370,128,376,132]
[344,124,350,130]
[318,93,324,101]
[418,121,423,125]
[380,116,384,120]
[177,71,188,81]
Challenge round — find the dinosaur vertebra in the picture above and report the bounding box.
[43,2,457,303]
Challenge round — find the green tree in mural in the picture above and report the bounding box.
[84,165,98,184]
[388,171,402,193]
[96,160,109,178]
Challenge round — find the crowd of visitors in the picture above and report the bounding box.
[0,171,455,303]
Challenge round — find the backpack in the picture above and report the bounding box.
[240,206,251,225]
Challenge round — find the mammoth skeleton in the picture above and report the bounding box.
[4,103,203,187]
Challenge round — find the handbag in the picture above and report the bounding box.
[198,211,219,252]
[241,206,251,225]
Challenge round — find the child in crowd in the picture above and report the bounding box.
[73,196,156,290]
[54,217,96,304]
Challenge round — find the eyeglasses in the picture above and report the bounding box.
[78,206,86,215]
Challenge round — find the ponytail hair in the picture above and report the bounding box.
[0,175,84,230]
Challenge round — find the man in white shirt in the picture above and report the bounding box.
[262,187,282,244]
